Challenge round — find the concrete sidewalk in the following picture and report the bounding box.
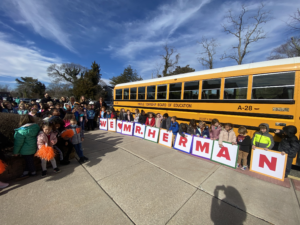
[1,129,300,225]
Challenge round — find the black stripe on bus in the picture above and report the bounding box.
[115,105,293,119]
[114,99,295,104]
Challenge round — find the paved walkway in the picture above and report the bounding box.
[1,130,300,225]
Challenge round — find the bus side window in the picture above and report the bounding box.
[169,83,182,100]
[184,81,199,99]
[252,72,295,100]
[116,89,122,100]
[138,87,145,100]
[147,86,155,100]
[124,88,129,100]
[202,79,221,99]
[224,76,248,99]
[157,85,167,99]
[130,87,137,100]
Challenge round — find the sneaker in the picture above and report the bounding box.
[0,181,9,189]
[237,163,240,168]
[53,168,61,173]
[41,170,47,177]
[241,166,247,171]
[83,156,89,161]
[79,157,85,163]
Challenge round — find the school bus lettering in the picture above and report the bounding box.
[138,103,144,106]
[237,105,253,111]
[158,103,166,107]
[146,103,156,106]
[173,104,192,108]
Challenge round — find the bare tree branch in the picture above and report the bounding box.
[268,37,300,59]
[221,3,270,64]
[160,44,180,76]
[287,8,300,31]
[198,37,219,69]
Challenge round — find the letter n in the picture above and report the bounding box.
[259,155,277,171]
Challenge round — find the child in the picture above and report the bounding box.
[17,104,28,115]
[145,112,155,126]
[196,121,210,138]
[155,113,162,128]
[87,104,95,131]
[179,123,189,137]
[134,109,140,122]
[187,119,197,135]
[236,126,251,170]
[63,112,75,128]
[37,122,61,177]
[13,115,40,179]
[100,106,106,118]
[252,123,274,150]
[168,116,179,146]
[125,110,134,122]
[110,108,116,118]
[106,110,112,118]
[277,126,300,178]
[2,101,17,114]
[209,119,222,140]
[160,113,171,130]
[66,118,88,163]
[138,110,147,124]
[119,108,126,120]
[29,108,38,117]
[218,123,237,147]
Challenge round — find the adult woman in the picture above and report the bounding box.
[67,96,76,109]
[80,96,88,105]
[60,96,67,104]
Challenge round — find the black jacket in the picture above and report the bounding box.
[237,135,251,153]
[94,101,107,112]
[179,123,188,137]
[125,114,134,122]
[41,96,53,104]
[278,126,300,158]
[138,115,147,124]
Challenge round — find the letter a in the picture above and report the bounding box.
[259,155,277,171]
[216,147,231,160]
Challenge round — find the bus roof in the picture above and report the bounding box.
[115,57,300,88]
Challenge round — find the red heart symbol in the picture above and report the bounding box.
[118,123,122,129]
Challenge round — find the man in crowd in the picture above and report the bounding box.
[41,93,53,104]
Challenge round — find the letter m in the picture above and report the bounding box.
[195,141,209,154]
[259,155,277,171]
[124,124,131,132]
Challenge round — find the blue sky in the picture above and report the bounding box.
[0,0,299,88]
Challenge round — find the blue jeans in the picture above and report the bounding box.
[74,143,83,158]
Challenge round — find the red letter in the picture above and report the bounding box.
[195,141,209,153]
[259,155,277,171]
[148,129,156,138]
[101,121,106,127]
[163,133,169,142]
[124,124,131,132]
[135,126,141,134]
[216,147,231,160]
[179,137,187,147]
[110,121,113,128]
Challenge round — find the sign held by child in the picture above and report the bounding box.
[158,129,173,148]
[192,137,214,159]
[122,121,134,136]
[116,120,123,133]
[108,119,116,132]
[173,133,193,153]
[250,148,287,181]
[100,118,108,130]
[133,123,145,139]
[211,141,239,168]
[144,126,160,142]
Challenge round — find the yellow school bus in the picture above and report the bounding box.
[113,57,300,165]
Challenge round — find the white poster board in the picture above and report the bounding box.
[158,129,173,148]
[116,120,123,133]
[108,119,116,132]
[144,126,160,143]
[133,123,145,139]
[173,133,193,154]
[211,141,239,168]
[191,137,214,160]
[121,121,134,136]
[250,148,287,181]
[99,118,108,130]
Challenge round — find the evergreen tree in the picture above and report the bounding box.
[166,65,195,76]
[15,77,46,98]
[109,65,142,86]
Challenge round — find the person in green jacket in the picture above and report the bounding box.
[14,115,40,179]
[15,97,20,105]
[252,123,275,150]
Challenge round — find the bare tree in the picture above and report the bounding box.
[221,3,270,64]
[0,84,11,92]
[287,8,300,32]
[161,45,180,77]
[152,63,163,78]
[268,38,300,60]
[198,37,219,69]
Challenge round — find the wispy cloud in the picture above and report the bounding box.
[1,0,75,52]
[0,33,61,83]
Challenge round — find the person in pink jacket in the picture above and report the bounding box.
[218,123,237,147]
[209,119,222,140]
[37,122,61,177]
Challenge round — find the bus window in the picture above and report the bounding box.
[147,86,156,100]
[124,88,129,100]
[169,83,182,99]
[116,89,122,100]
[224,76,248,99]
[252,72,295,99]
[130,88,137,100]
[138,87,145,100]
[202,79,221,99]
[184,81,199,99]
[157,85,167,99]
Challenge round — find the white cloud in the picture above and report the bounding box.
[1,0,75,52]
[0,33,61,83]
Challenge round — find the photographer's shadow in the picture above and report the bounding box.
[211,185,247,225]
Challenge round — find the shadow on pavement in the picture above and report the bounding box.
[211,185,246,225]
